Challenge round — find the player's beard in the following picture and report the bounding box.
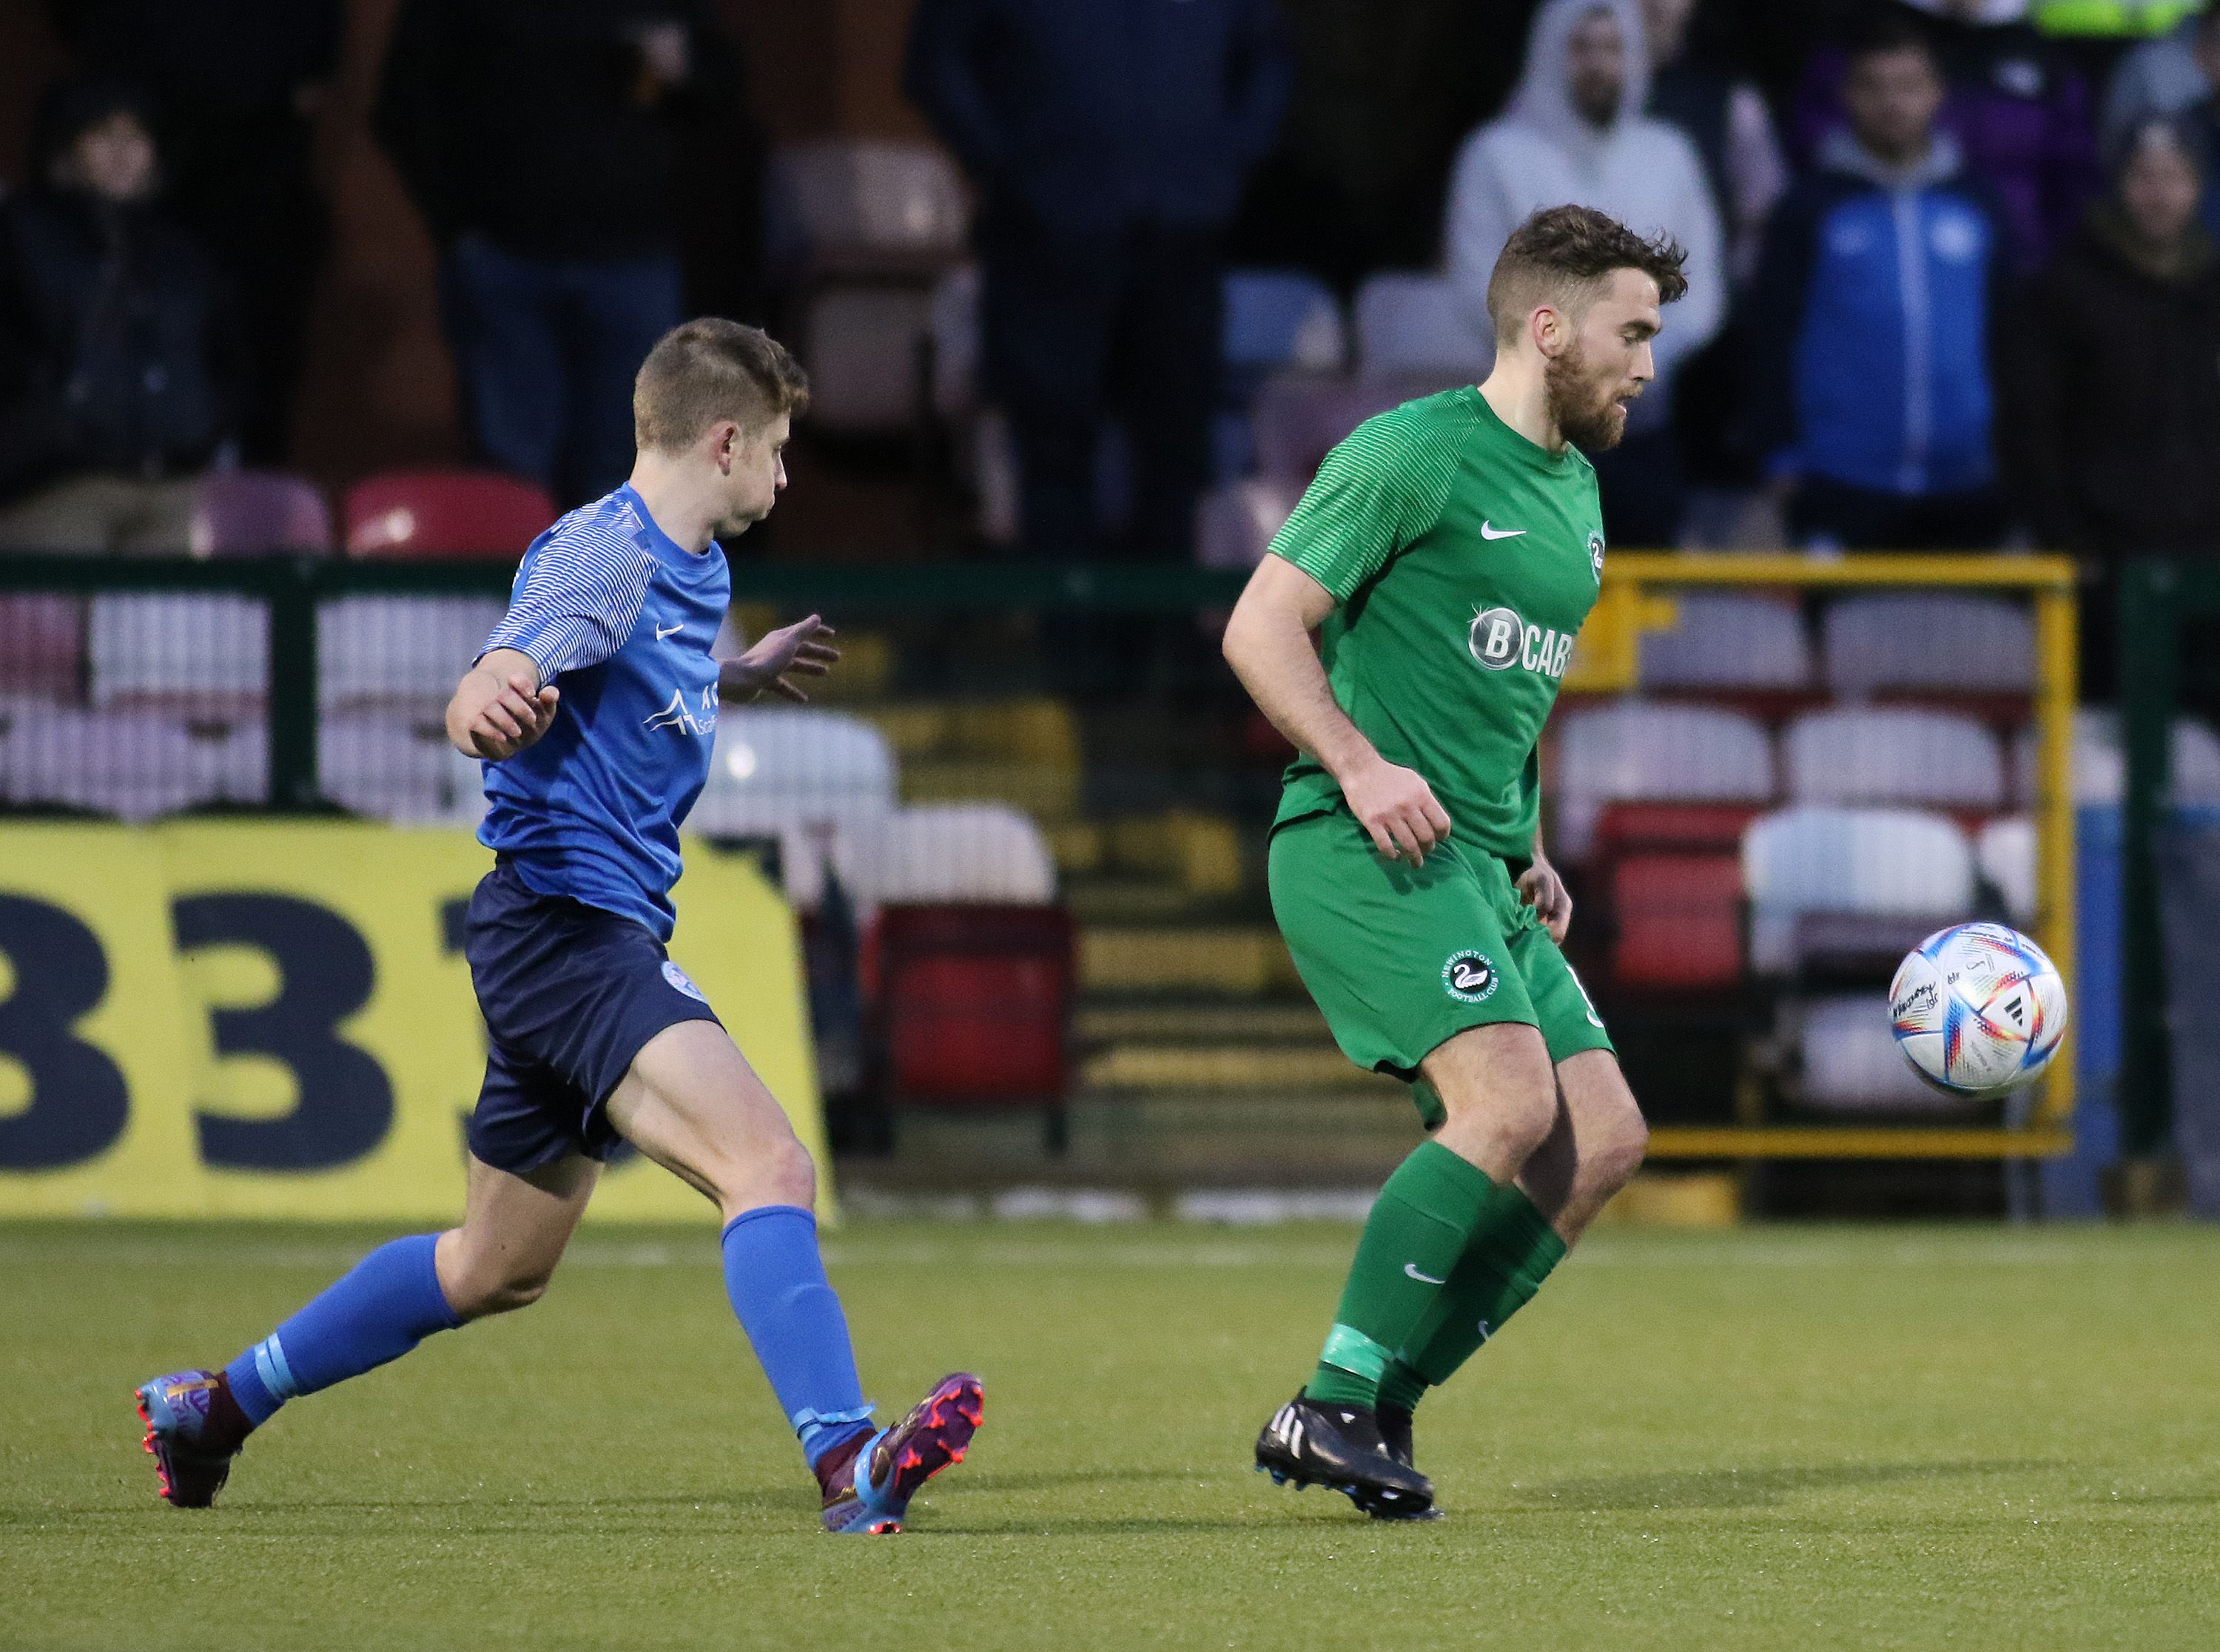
[1544,339,1634,453]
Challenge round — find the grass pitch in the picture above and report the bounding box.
[4,1219,2219,1651]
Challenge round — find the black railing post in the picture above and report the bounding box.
[266,556,322,810]
[2119,557,2177,1157]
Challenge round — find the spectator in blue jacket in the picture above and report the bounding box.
[1749,16,2014,551]
[906,0,1293,562]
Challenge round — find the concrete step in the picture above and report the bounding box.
[1080,1042,1379,1093]
[1078,925,1299,995]
[1076,1001,1331,1043]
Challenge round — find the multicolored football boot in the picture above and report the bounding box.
[134,1370,250,1508]
[820,1372,983,1534]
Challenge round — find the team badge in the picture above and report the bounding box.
[1442,950,1499,1004]
[1588,530,1606,584]
[662,960,709,1002]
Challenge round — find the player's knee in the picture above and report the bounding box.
[1588,1098,1649,1196]
[707,1130,817,1217]
[445,1256,556,1321]
[1501,1075,1559,1163]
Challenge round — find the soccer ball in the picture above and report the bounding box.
[1888,923,2068,1099]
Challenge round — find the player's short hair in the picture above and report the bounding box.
[633,319,810,454]
[1485,206,1689,345]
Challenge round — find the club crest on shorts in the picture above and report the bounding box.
[661,960,708,1002]
[1442,950,1498,1003]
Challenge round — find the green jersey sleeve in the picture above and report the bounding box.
[1266,407,1464,601]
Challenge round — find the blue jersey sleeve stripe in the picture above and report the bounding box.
[481,522,658,678]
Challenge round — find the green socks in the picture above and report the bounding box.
[1381,1187,1567,1412]
[1304,1142,1501,1409]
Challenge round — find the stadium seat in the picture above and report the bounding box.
[688,709,898,837]
[318,596,507,713]
[0,706,262,819]
[793,284,936,435]
[1797,992,1963,1112]
[1196,477,1304,570]
[1351,272,1493,387]
[876,804,1059,905]
[0,594,85,702]
[1783,707,2005,811]
[1607,849,1746,992]
[1637,592,1813,692]
[1250,376,1413,482]
[1552,701,1775,859]
[320,711,465,820]
[873,903,1077,1150]
[767,141,969,275]
[2011,709,2220,806]
[344,470,559,560]
[1820,593,2034,695]
[189,471,333,556]
[1977,815,2039,924]
[1742,806,1974,974]
[87,593,266,716]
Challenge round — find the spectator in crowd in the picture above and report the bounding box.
[1794,1,2098,269]
[0,80,239,553]
[50,0,341,468]
[906,0,1292,562]
[1447,0,1724,546]
[1999,115,2220,691]
[2099,5,2220,148]
[375,1,750,508]
[1643,0,1788,284]
[1749,17,2012,551]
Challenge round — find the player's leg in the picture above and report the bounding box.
[1381,939,1644,1432]
[604,1020,980,1534]
[1257,815,1554,1515]
[133,1150,596,1508]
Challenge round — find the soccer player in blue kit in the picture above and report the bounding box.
[135,320,982,1535]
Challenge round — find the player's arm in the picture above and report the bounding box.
[718,613,841,704]
[446,648,559,761]
[1222,556,1452,866]
[1516,821,1572,944]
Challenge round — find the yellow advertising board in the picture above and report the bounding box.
[0,825,828,1224]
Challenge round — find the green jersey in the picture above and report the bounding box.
[1269,386,1606,863]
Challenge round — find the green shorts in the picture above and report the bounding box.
[1268,807,1615,1127]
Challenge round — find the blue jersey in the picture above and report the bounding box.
[476,485,727,940]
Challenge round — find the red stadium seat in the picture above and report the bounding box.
[873,903,1077,1151]
[1607,852,1745,992]
[343,470,558,560]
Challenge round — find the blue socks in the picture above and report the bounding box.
[217,1213,871,1474]
[225,1234,461,1426]
[719,1206,874,1468]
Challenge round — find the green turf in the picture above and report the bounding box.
[4,1219,2219,1651]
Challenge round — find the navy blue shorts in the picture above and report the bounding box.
[463,859,722,1175]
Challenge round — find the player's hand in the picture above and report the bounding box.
[451,662,559,761]
[1342,756,1452,866]
[724,614,840,704]
[1518,856,1573,944]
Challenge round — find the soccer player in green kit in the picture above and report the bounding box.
[1223,206,1689,1520]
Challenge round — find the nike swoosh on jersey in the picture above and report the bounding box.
[655,623,684,641]
[1403,1263,1447,1284]
[1479,521,1526,540]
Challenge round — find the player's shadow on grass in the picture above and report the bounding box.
[1517,1458,2061,1511]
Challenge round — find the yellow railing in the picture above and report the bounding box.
[1568,553,2079,1160]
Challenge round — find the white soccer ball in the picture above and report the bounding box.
[1888,923,2069,1099]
